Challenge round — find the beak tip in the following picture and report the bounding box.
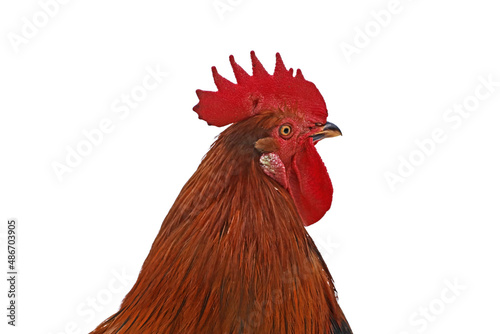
[311,122,342,142]
[325,122,342,138]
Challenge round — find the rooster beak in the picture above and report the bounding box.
[311,122,342,143]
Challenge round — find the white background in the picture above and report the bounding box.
[1,0,500,333]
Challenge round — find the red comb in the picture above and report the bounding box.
[193,51,328,127]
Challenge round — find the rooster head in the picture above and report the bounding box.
[193,51,341,226]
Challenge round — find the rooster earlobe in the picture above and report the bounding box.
[255,137,279,153]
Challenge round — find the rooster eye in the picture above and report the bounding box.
[279,124,293,138]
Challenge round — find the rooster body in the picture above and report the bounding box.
[91,53,352,334]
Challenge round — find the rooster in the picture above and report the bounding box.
[91,52,352,334]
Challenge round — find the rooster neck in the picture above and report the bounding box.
[91,123,351,334]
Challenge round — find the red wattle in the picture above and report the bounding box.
[289,140,333,226]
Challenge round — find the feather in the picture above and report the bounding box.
[90,114,351,334]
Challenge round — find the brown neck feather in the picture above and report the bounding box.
[91,118,349,334]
